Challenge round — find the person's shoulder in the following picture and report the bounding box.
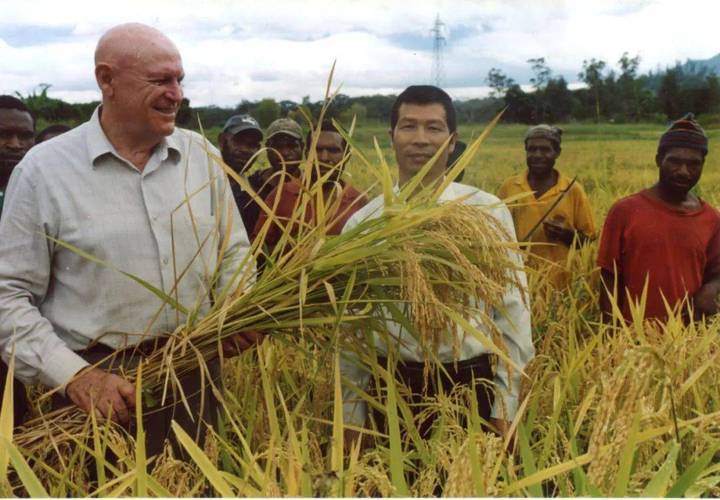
[498,173,524,193]
[342,183,368,202]
[604,191,648,219]
[451,182,504,207]
[11,124,89,182]
[699,199,720,223]
[173,128,221,156]
[343,192,384,231]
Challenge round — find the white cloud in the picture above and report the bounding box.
[0,0,718,105]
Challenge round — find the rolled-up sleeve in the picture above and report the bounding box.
[488,202,534,421]
[0,163,88,389]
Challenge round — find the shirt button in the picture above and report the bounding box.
[162,257,169,265]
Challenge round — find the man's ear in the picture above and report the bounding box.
[95,63,114,98]
[388,128,394,146]
[218,132,226,147]
[555,145,562,157]
[447,131,458,155]
[655,152,663,168]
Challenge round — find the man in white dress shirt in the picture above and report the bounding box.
[0,23,260,457]
[341,85,534,445]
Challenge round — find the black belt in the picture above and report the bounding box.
[377,352,494,371]
[79,336,170,358]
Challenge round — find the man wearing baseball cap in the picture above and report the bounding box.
[219,114,263,175]
[598,113,720,323]
[219,114,265,232]
[265,117,304,178]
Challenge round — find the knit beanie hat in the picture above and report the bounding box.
[525,124,562,150]
[658,113,708,156]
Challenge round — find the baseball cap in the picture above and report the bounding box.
[266,118,303,142]
[222,114,262,138]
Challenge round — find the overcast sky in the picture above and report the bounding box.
[1,0,718,107]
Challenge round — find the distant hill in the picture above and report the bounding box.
[683,53,720,76]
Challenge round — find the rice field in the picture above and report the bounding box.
[5,120,720,497]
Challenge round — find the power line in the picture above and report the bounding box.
[430,14,445,88]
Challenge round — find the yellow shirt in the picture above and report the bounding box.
[498,170,596,287]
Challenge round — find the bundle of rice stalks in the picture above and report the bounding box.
[12,102,520,478]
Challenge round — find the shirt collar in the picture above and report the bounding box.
[520,169,571,196]
[86,106,182,169]
[392,179,460,202]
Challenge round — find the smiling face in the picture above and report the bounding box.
[96,26,185,145]
[220,129,262,173]
[112,48,184,142]
[391,102,456,184]
[656,147,705,196]
[525,137,560,177]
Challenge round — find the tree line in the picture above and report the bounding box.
[495,53,720,124]
[15,53,720,129]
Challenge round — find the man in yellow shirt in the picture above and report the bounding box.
[498,125,595,287]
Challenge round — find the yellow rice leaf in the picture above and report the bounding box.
[171,420,234,497]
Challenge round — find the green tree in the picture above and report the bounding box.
[579,58,607,122]
[544,77,574,122]
[617,52,642,120]
[485,68,515,98]
[254,98,281,128]
[658,68,681,119]
[527,58,552,122]
[504,84,535,124]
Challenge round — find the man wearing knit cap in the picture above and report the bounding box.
[498,124,596,287]
[598,114,720,323]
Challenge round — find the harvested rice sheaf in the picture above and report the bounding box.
[13,186,523,476]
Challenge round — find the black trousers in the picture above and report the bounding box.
[0,360,29,426]
[371,354,495,440]
[52,342,221,460]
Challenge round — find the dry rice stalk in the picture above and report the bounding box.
[444,432,504,497]
[586,348,659,490]
[15,196,521,459]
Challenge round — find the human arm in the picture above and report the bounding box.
[693,227,720,318]
[489,203,534,430]
[340,349,372,451]
[543,219,591,247]
[596,202,626,322]
[543,183,597,248]
[0,162,91,391]
[208,144,264,353]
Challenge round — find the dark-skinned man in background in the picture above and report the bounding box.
[252,120,367,250]
[238,117,304,238]
[598,114,720,323]
[218,114,264,232]
[0,95,34,426]
[498,125,596,288]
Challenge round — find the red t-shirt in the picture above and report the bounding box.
[252,179,368,247]
[597,190,720,321]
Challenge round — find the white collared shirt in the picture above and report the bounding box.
[341,182,534,423]
[0,107,251,390]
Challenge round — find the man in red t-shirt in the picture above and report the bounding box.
[253,120,368,250]
[597,114,720,322]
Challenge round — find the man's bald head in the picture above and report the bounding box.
[94,23,185,148]
[95,23,180,71]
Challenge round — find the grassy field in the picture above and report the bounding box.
[6,121,720,497]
